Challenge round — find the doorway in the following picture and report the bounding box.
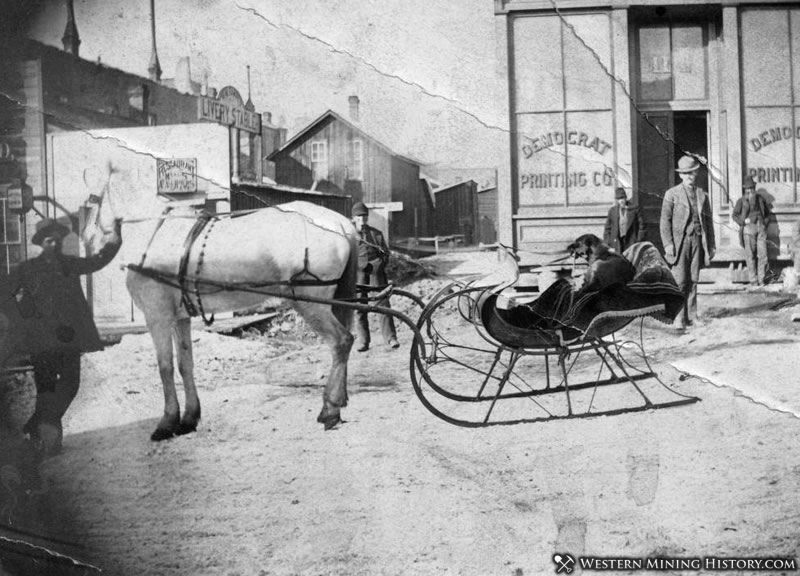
[636,110,708,249]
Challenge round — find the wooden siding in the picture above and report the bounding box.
[477,187,498,244]
[390,156,430,239]
[434,181,479,245]
[274,117,393,203]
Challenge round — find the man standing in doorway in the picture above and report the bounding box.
[603,187,646,254]
[660,154,716,329]
[352,202,399,352]
[732,174,771,287]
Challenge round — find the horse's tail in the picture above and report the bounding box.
[332,227,358,330]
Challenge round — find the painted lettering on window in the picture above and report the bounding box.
[521,130,612,158]
[748,126,800,151]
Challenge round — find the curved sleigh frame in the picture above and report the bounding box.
[409,247,700,428]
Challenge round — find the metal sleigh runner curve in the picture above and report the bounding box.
[408,244,700,428]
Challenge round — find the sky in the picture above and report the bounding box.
[26,0,507,171]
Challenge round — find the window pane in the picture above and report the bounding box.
[639,26,672,101]
[513,16,563,113]
[672,24,706,100]
[742,9,791,106]
[565,111,615,205]
[564,14,612,110]
[743,107,795,205]
[517,112,566,206]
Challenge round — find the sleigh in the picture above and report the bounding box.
[408,242,700,427]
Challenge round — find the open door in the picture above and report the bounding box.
[636,110,708,251]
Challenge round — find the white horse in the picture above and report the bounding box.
[82,168,358,440]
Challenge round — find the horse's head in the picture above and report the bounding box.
[81,164,122,253]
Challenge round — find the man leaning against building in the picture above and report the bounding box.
[603,186,646,254]
[732,174,772,287]
[660,155,716,330]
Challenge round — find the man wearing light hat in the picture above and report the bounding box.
[660,154,716,329]
[732,174,771,286]
[11,217,120,456]
[603,187,646,254]
[351,202,399,352]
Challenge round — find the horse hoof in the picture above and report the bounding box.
[150,428,175,442]
[176,422,197,436]
[317,412,343,430]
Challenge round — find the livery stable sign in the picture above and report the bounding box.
[198,86,262,134]
[157,158,197,195]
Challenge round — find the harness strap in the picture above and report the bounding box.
[138,207,173,269]
[177,213,214,322]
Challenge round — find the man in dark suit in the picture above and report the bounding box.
[732,174,772,287]
[660,155,716,330]
[352,202,399,352]
[603,187,646,254]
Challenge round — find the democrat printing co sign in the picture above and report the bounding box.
[157,158,197,194]
[198,86,261,134]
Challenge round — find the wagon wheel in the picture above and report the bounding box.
[409,283,692,427]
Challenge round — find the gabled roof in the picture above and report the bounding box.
[267,109,422,166]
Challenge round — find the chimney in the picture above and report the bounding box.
[62,0,80,56]
[147,0,162,82]
[174,57,192,93]
[348,95,360,122]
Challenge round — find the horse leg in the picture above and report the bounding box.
[174,317,201,435]
[294,302,354,430]
[147,320,181,441]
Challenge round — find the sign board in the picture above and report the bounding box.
[156,158,198,194]
[198,85,262,134]
[4,180,33,214]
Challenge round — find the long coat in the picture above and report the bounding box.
[659,183,716,266]
[9,241,120,355]
[732,193,772,248]
[603,202,646,253]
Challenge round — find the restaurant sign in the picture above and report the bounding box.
[198,86,262,134]
[157,158,197,194]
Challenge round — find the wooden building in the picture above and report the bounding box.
[477,186,499,244]
[434,180,479,245]
[268,102,433,241]
[494,0,799,264]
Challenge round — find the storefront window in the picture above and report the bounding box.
[638,23,707,102]
[513,12,615,207]
[742,8,800,205]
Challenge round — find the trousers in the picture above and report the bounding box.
[671,233,702,324]
[743,226,768,284]
[30,349,81,425]
[356,264,397,346]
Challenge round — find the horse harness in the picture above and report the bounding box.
[128,210,341,325]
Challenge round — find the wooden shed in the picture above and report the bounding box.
[434,180,479,245]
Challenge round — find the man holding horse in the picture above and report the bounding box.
[11,217,120,456]
[352,202,400,352]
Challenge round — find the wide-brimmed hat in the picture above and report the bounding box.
[742,174,757,190]
[32,218,70,246]
[675,155,701,173]
[614,187,627,199]
[352,202,369,216]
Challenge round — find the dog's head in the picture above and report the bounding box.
[566,234,604,260]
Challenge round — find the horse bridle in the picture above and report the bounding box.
[83,169,120,241]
